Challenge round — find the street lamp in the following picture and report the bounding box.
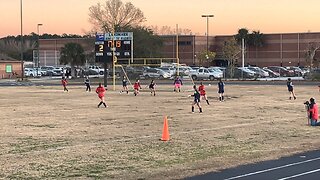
[201,14,214,55]
[37,24,43,76]
[20,0,23,79]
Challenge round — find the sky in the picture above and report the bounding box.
[1,0,320,38]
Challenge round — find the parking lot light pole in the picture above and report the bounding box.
[37,23,43,77]
[20,0,24,80]
[201,14,214,57]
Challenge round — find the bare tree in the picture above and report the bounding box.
[222,37,241,78]
[88,0,146,32]
[306,42,320,68]
[149,25,193,35]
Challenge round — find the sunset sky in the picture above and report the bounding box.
[1,0,319,38]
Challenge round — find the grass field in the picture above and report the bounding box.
[0,83,320,179]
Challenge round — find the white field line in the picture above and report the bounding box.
[277,168,320,180]
[224,157,320,180]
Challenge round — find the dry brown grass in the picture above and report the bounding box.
[0,83,319,179]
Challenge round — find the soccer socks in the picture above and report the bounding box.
[200,108,203,113]
[103,102,107,108]
[206,100,209,105]
[219,97,222,101]
[222,96,224,101]
[192,106,194,112]
[98,101,103,108]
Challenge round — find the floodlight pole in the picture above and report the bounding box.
[20,0,24,80]
[37,23,43,77]
[201,14,214,63]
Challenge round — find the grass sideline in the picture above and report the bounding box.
[0,84,319,179]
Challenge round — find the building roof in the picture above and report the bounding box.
[0,54,19,62]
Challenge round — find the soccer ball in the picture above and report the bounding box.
[208,84,211,86]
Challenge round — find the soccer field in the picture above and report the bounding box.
[0,84,319,179]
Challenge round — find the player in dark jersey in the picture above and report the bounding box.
[149,80,156,96]
[199,82,209,105]
[287,78,296,100]
[190,85,202,113]
[218,79,225,102]
[84,76,91,92]
[120,76,129,94]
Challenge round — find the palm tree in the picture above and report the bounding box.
[235,28,249,44]
[250,31,264,58]
[60,43,85,78]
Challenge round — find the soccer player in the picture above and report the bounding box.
[149,80,156,96]
[84,76,91,92]
[199,82,209,105]
[173,77,183,92]
[120,76,129,94]
[190,85,202,113]
[287,78,296,100]
[61,77,68,92]
[133,79,142,96]
[218,79,225,102]
[96,83,107,108]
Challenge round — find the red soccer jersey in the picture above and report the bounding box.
[96,86,106,98]
[309,103,319,120]
[134,82,141,89]
[61,79,67,86]
[199,85,206,95]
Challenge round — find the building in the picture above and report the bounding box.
[38,38,93,66]
[38,32,320,68]
[0,54,22,79]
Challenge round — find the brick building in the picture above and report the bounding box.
[0,54,22,79]
[38,32,320,67]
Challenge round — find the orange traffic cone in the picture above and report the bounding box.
[161,116,170,141]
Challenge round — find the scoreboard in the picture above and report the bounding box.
[95,32,133,63]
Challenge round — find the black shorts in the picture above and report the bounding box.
[218,90,224,94]
[288,88,293,92]
[194,98,200,103]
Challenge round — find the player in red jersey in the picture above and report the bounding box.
[96,83,107,108]
[61,77,68,92]
[133,79,142,96]
[198,82,209,105]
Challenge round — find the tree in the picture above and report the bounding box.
[121,26,163,58]
[249,31,264,58]
[222,37,241,78]
[235,28,249,44]
[197,50,216,66]
[60,43,86,77]
[306,42,320,68]
[88,0,146,33]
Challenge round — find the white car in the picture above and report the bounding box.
[89,65,104,75]
[24,68,41,77]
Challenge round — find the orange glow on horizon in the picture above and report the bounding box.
[1,0,320,38]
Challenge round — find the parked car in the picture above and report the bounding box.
[285,66,303,76]
[88,65,104,75]
[143,68,171,79]
[189,67,222,80]
[267,66,294,77]
[24,68,41,77]
[234,67,256,78]
[247,67,269,77]
[40,66,54,76]
[262,67,280,77]
[158,67,176,76]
